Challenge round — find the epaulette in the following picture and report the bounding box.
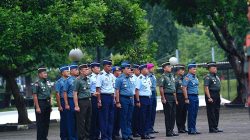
[34,81,39,86]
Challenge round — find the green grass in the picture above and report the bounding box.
[156,79,237,101]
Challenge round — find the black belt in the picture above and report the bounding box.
[78,97,91,101]
[139,96,151,98]
[38,99,50,102]
[120,95,134,99]
[101,93,114,96]
[164,92,174,95]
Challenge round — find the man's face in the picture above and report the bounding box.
[114,70,122,77]
[164,65,172,73]
[134,68,140,76]
[62,70,70,77]
[247,7,250,23]
[209,66,217,74]
[123,67,131,75]
[39,71,48,79]
[141,68,149,75]
[189,68,197,74]
[177,69,185,76]
[148,67,154,73]
[92,66,100,74]
[104,64,112,73]
[70,68,79,76]
[80,68,89,76]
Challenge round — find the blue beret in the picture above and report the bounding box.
[70,63,78,70]
[112,66,121,72]
[121,62,131,69]
[103,59,112,65]
[188,63,197,69]
[139,64,147,70]
[59,65,69,72]
[90,62,100,68]
[132,64,140,69]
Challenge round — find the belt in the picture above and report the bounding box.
[78,97,91,101]
[101,93,114,96]
[139,96,151,98]
[188,94,198,96]
[164,92,174,95]
[120,95,134,99]
[38,99,50,102]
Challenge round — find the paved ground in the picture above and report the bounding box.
[0,107,249,140]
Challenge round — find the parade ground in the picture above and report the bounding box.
[0,107,249,140]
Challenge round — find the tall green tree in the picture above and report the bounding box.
[149,0,249,104]
[0,0,148,124]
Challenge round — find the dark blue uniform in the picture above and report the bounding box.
[182,73,199,134]
[55,77,68,139]
[115,73,135,139]
[148,72,157,133]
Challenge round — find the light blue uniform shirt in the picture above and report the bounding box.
[55,77,66,98]
[136,74,152,96]
[182,73,199,95]
[130,74,138,95]
[148,73,157,92]
[115,74,135,96]
[89,73,98,94]
[63,76,76,98]
[96,70,115,94]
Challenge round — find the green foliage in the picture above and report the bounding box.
[177,24,225,64]
[144,4,178,64]
[0,0,148,77]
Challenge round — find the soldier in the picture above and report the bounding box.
[89,62,101,140]
[96,60,116,140]
[115,62,135,140]
[112,66,122,139]
[182,63,201,135]
[204,62,223,133]
[131,64,141,137]
[32,67,52,140]
[63,63,79,140]
[73,64,92,139]
[135,64,154,139]
[147,63,159,134]
[55,65,70,140]
[159,62,179,137]
[175,64,188,133]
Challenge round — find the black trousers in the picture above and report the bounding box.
[76,98,92,140]
[163,94,176,134]
[36,100,51,140]
[205,91,221,130]
[176,94,187,131]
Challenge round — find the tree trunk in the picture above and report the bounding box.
[227,53,248,104]
[5,74,32,124]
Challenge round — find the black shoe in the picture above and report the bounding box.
[172,132,179,136]
[133,133,140,137]
[216,128,223,132]
[141,135,151,139]
[188,132,196,135]
[195,131,201,134]
[178,130,186,133]
[209,128,218,133]
[166,133,173,137]
[150,130,159,134]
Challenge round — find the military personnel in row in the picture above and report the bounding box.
[112,66,122,139]
[73,64,92,139]
[135,64,154,139]
[204,62,223,133]
[182,63,201,135]
[55,65,70,139]
[147,63,158,134]
[89,62,101,140]
[63,64,79,139]
[174,64,188,133]
[131,64,141,138]
[159,62,179,137]
[32,67,52,140]
[115,62,135,140]
[96,60,116,140]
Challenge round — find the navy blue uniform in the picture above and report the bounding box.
[182,73,199,134]
[148,73,157,133]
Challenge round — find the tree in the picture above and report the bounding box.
[150,0,249,104]
[0,0,148,124]
[143,4,178,64]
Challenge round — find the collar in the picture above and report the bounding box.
[209,72,216,76]
[102,70,110,75]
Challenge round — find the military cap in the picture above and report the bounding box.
[174,64,185,70]
[103,59,112,66]
[207,62,217,68]
[132,64,140,69]
[139,64,147,70]
[38,66,47,73]
[121,62,131,69]
[59,65,69,73]
[161,62,171,68]
[90,62,100,68]
[79,64,88,69]
[112,66,121,73]
[188,63,197,70]
[69,63,78,70]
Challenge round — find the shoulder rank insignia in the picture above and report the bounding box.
[185,76,189,81]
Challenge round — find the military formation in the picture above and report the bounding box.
[32,60,223,140]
